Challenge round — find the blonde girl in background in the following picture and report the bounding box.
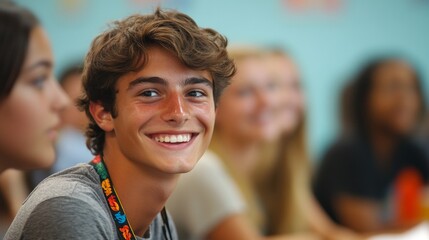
[168,46,321,240]
[254,49,362,240]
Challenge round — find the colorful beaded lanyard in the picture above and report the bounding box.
[89,155,137,240]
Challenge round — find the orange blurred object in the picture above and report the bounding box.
[394,168,424,225]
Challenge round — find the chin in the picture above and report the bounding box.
[158,157,199,174]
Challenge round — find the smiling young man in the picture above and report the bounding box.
[6,9,235,240]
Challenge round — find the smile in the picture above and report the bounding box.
[152,133,193,143]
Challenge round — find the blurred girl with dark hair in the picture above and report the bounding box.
[0,2,69,234]
[0,2,69,172]
[314,57,429,233]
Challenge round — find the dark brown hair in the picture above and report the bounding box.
[0,2,39,99]
[78,8,235,155]
[350,57,425,137]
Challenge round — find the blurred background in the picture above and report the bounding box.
[15,0,429,159]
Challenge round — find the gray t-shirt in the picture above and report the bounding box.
[5,164,178,240]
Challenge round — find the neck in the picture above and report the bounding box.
[213,130,260,176]
[368,127,399,162]
[102,137,178,237]
[0,159,8,173]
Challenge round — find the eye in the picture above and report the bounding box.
[139,90,159,97]
[237,87,252,97]
[187,90,206,98]
[31,76,47,90]
[266,81,278,91]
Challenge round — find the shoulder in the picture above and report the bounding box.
[319,137,370,168]
[27,164,102,204]
[314,138,364,191]
[6,195,114,239]
[5,164,115,239]
[397,139,429,179]
[167,150,245,239]
[323,137,360,158]
[27,196,113,237]
[192,150,225,172]
[172,150,242,200]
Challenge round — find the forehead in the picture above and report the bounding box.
[232,57,269,84]
[23,27,53,70]
[268,55,299,80]
[373,61,415,83]
[118,45,212,87]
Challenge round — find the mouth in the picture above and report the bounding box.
[147,132,199,150]
[153,133,192,143]
[253,111,273,125]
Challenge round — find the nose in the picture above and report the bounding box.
[256,88,272,110]
[161,92,190,126]
[51,79,70,113]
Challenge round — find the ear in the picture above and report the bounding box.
[89,101,114,132]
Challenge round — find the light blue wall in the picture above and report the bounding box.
[16,0,429,160]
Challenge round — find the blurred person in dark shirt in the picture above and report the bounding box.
[314,57,429,233]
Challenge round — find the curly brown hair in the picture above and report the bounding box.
[78,8,235,155]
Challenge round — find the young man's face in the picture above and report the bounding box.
[101,46,215,174]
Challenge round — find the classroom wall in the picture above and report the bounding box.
[16,0,429,160]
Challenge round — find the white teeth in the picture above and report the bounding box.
[153,134,192,143]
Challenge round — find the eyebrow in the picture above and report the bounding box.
[128,76,213,90]
[25,60,52,71]
[183,77,213,89]
[128,77,167,90]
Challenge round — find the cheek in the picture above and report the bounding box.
[195,103,216,133]
[1,93,45,138]
[369,95,386,114]
[0,91,50,167]
[405,95,420,111]
[232,97,256,118]
[117,104,153,135]
[217,101,250,129]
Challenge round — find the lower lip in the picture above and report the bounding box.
[150,134,198,151]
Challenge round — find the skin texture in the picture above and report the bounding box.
[213,57,279,175]
[267,54,362,240]
[267,55,305,135]
[367,60,420,137]
[206,55,325,240]
[335,60,422,233]
[0,26,69,171]
[216,57,278,144]
[90,45,215,236]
